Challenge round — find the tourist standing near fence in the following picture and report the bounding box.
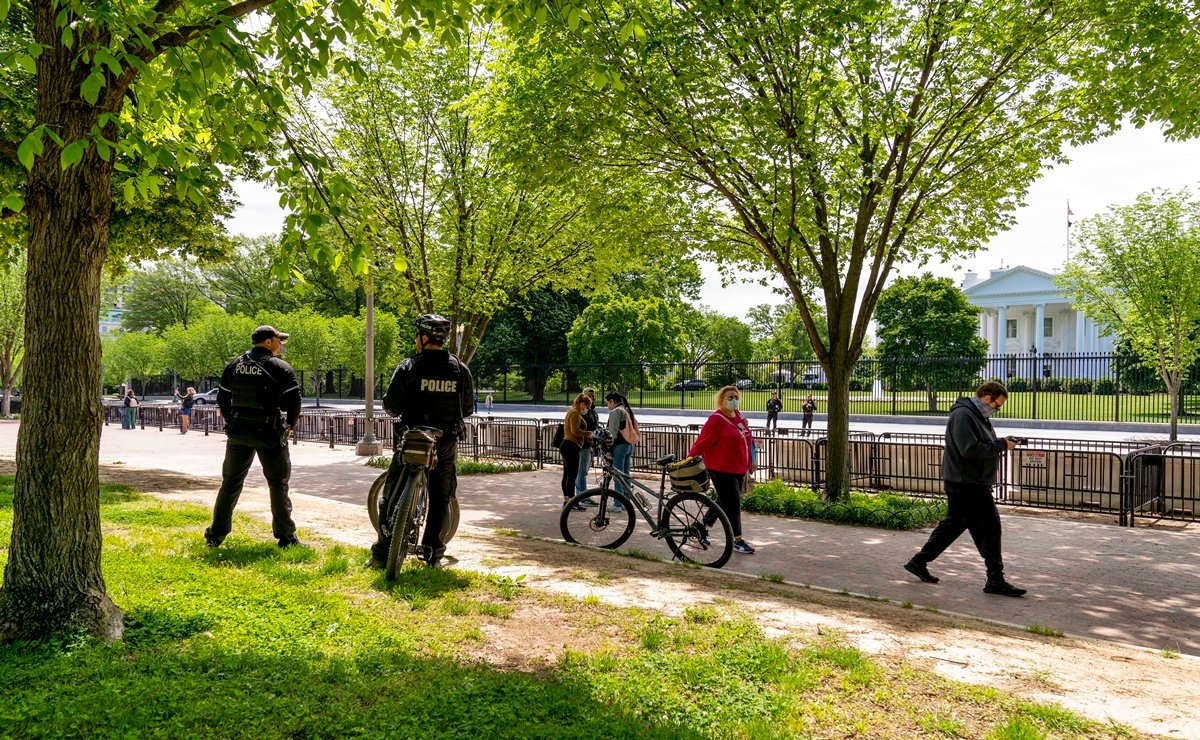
[575,388,599,497]
[904,380,1026,597]
[122,389,138,429]
[560,393,592,509]
[801,395,816,435]
[604,392,639,501]
[688,385,756,555]
[180,387,196,434]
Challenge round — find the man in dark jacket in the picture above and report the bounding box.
[205,325,303,548]
[370,314,474,568]
[765,392,783,432]
[904,381,1026,596]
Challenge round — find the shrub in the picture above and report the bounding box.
[741,479,945,530]
[1093,378,1116,395]
[1064,377,1093,395]
[1040,377,1062,392]
[1006,377,1030,392]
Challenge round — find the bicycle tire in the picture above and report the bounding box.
[560,487,635,550]
[441,496,460,544]
[663,492,734,569]
[367,471,388,536]
[385,472,421,581]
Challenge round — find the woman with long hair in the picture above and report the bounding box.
[688,385,756,554]
[560,392,593,509]
[180,387,197,434]
[604,391,639,503]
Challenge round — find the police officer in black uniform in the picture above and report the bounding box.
[370,314,474,568]
[205,325,304,548]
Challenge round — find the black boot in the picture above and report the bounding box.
[904,558,939,584]
[983,579,1026,597]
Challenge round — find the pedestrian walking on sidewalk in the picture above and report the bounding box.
[904,380,1026,597]
[205,325,303,549]
[688,385,756,555]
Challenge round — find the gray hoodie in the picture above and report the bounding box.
[941,396,1008,486]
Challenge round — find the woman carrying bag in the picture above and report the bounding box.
[560,393,593,509]
[604,392,641,506]
[688,385,756,555]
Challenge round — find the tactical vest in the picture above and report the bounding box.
[227,352,282,427]
[399,353,467,434]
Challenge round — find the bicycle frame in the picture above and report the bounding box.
[590,443,673,538]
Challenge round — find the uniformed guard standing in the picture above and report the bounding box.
[370,314,474,568]
[205,325,304,548]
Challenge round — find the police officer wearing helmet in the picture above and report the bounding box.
[370,313,474,568]
[205,325,304,548]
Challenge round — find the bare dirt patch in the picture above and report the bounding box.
[5,459,1198,737]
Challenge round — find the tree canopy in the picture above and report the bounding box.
[1057,188,1200,439]
[567,293,683,367]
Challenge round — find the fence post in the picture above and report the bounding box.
[535,419,544,470]
[1114,354,1122,423]
[1031,353,1039,420]
[639,364,645,408]
[204,413,209,436]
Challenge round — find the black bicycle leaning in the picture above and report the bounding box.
[560,430,735,568]
[367,426,460,580]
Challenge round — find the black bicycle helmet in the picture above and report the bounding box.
[414,313,452,340]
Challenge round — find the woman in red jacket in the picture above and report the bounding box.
[688,385,756,554]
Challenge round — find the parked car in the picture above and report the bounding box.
[672,379,706,391]
[734,379,754,390]
[191,389,220,405]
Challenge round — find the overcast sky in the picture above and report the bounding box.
[226,123,1200,320]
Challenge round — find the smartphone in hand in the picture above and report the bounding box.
[1007,436,1029,446]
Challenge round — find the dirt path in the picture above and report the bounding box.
[9,459,1191,738]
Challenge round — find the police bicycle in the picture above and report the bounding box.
[367,426,461,580]
[560,430,734,569]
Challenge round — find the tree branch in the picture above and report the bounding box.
[139,0,278,61]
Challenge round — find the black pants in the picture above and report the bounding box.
[708,470,744,538]
[801,414,813,434]
[206,438,295,543]
[560,441,581,500]
[912,481,1005,580]
[766,412,778,431]
[372,438,458,563]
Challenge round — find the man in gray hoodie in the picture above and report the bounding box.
[904,381,1026,597]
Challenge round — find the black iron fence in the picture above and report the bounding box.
[115,403,1198,528]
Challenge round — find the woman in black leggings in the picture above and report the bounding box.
[560,393,592,508]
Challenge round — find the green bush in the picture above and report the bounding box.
[1093,378,1116,395]
[1006,377,1030,392]
[742,479,946,530]
[1064,377,1093,395]
[1040,377,1062,392]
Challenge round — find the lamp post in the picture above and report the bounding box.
[355,275,383,457]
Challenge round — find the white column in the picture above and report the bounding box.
[997,306,1008,355]
[1075,311,1086,353]
[1035,304,1045,354]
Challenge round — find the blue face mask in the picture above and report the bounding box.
[726,398,740,411]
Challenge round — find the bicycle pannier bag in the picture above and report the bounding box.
[550,422,564,449]
[402,428,439,467]
[667,455,709,493]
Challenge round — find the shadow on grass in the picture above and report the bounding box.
[373,564,476,608]
[0,642,704,738]
[123,606,217,649]
[197,540,297,568]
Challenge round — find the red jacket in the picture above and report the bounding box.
[688,410,754,475]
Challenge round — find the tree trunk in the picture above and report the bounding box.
[822,360,852,502]
[926,381,938,413]
[1166,373,1180,442]
[0,41,124,640]
[1,387,10,418]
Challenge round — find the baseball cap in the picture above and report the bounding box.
[252,325,290,343]
[583,387,596,395]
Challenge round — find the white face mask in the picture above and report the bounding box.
[725,398,740,411]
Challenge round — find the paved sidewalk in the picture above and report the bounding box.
[4,419,1199,656]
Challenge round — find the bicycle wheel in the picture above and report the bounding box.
[367,471,389,536]
[663,492,734,569]
[385,471,421,581]
[441,496,461,544]
[560,487,635,550]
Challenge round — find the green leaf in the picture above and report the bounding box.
[15,54,35,74]
[61,25,73,48]
[122,180,136,203]
[16,129,43,171]
[393,254,407,273]
[80,72,104,105]
[60,141,86,169]
[0,0,9,23]
[567,7,580,30]
[2,193,23,212]
[590,69,608,89]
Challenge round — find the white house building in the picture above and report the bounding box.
[961,265,1114,356]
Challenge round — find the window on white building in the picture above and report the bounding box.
[1006,319,1017,339]
[1043,317,1053,337]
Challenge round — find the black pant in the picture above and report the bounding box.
[766,411,778,431]
[560,441,581,500]
[708,470,744,538]
[913,481,1005,580]
[207,438,295,543]
[801,414,813,434]
[372,438,458,563]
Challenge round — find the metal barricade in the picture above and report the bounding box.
[1123,442,1200,526]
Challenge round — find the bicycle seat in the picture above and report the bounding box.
[655,454,677,467]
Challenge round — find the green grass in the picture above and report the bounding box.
[1026,624,1065,638]
[742,479,947,529]
[0,476,1136,738]
[366,456,535,474]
